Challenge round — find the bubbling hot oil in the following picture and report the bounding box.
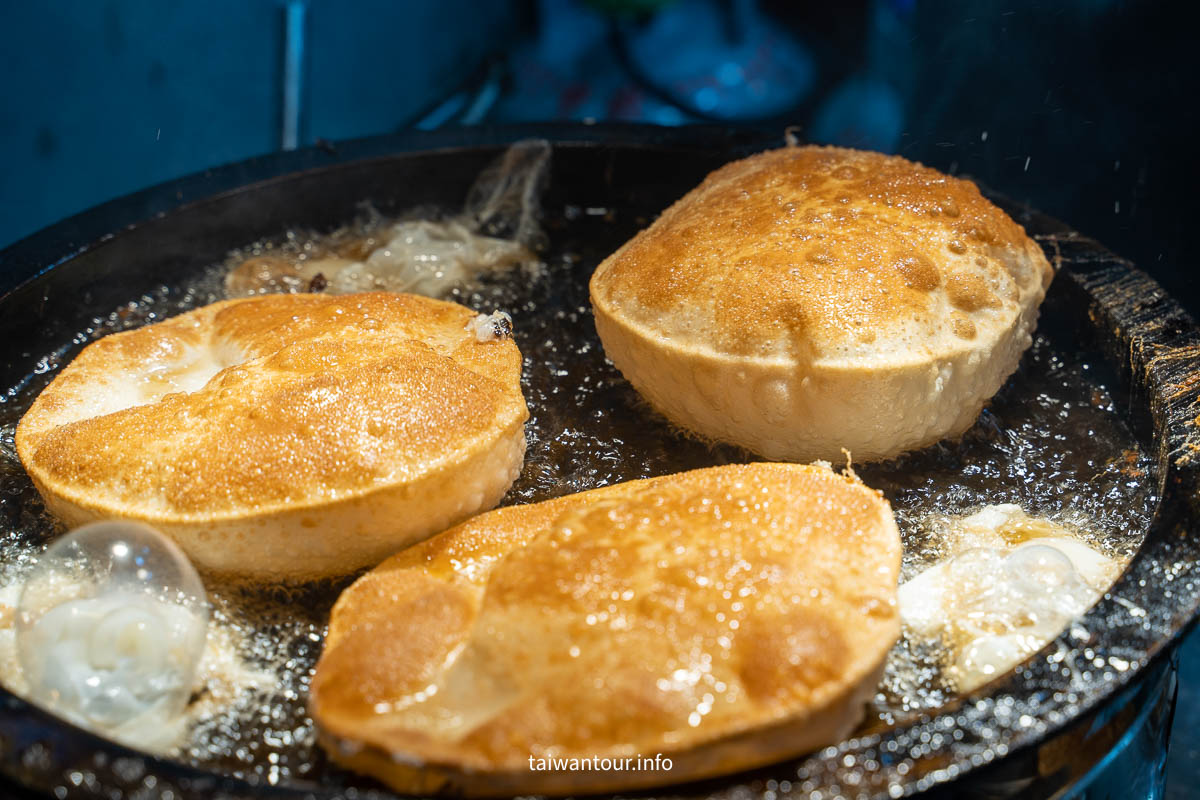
[896,505,1124,696]
[0,203,1157,786]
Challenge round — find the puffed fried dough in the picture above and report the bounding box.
[590,145,1053,462]
[311,462,901,795]
[16,292,528,580]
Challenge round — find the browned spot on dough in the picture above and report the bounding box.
[951,314,977,340]
[738,607,849,703]
[894,253,940,292]
[946,273,997,312]
[314,580,473,715]
[964,223,998,244]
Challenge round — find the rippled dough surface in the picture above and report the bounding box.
[15,292,528,580]
[590,146,1054,462]
[311,462,901,796]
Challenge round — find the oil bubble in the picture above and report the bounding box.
[16,521,209,752]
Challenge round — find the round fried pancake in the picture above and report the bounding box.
[311,462,901,795]
[590,145,1054,462]
[15,292,528,580]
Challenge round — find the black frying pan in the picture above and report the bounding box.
[1,124,1198,799]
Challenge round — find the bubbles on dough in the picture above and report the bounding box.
[15,521,209,752]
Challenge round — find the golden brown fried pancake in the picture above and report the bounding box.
[590,145,1053,462]
[311,462,901,795]
[16,292,527,580]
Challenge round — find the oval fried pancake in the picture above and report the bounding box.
[15,292,528,580]
[311,462,901,795]
[590,145,1054,462]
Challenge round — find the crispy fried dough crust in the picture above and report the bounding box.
[311,462,901,795]
[590,146,1053,461]
[16,292,528,579]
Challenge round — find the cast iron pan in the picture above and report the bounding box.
[1,124,1198,799]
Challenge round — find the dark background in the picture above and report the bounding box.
[2,0,1194,311]
[1,1,1196,796]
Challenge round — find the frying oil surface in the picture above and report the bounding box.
[0,205,1157,786]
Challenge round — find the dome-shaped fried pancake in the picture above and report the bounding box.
[590,145,1053,462]
[16,292,528,580]
[311,462,901,795]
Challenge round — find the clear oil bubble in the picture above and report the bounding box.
[15,521,209,751]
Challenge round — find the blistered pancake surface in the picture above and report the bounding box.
[589,146,1053,462]
[593,145,1049,365]
[16,292,528,578]
[311,462,901,795]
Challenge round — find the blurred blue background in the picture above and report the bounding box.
[0,1,1196,797]
[2,0,1191,313]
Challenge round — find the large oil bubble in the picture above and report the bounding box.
[896,506,1124,694]
[15,521,209,751]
